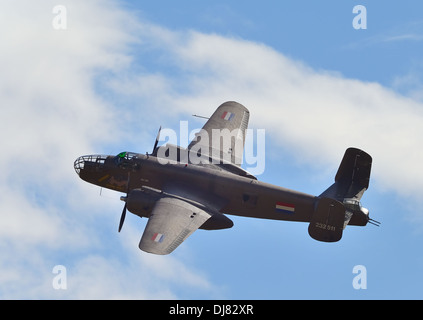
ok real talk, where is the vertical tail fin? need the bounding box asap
[320,147,372,226]
[309,148,374,242]
[333,147,371,200]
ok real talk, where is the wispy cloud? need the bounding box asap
[344,19,423,49]
[381,33,423,42]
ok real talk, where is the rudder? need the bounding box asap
[334,147,372,200]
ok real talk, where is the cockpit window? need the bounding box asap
[115,152,128,166]
[114,152,140,169]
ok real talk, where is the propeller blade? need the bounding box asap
[118,173,130,233]
[118,203,127,232]
[152,126,162,154]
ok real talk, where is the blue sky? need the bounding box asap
[1,0,423,299]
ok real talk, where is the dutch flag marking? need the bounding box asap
[275,202,295,215]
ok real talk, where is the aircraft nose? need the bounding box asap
[74,154,109,176]
[74,156,85,176]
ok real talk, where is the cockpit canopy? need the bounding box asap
[111,152,142,172]
[114,151,138,163]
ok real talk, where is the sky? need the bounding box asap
[1,0,423,299]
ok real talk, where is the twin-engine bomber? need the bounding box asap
[74,101,379,255]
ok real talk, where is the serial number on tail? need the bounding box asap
[315,222,336,231]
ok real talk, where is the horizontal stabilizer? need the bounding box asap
[308,197,345,242]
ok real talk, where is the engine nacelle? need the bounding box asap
[200,213,233,230]
[125,189,160,218]
[124,187,234,230]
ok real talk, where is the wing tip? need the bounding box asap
[218,101,249,114]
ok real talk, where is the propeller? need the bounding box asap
[152,126,162,155]
[118,201,127,232]
[118,173,130,232]
[120,126,161,232]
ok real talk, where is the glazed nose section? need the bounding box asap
[74,156,85,176]
[74,154,108,176]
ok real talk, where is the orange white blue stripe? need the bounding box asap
[275,201,295,214]
[152,233,165,243]
[221,111,235,121]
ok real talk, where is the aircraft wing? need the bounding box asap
[188,101,250,166]
[139,196,211,255]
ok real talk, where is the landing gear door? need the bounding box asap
[308,197,345,242]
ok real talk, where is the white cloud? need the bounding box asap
[0,0,218,299]
[0,0,130,252]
